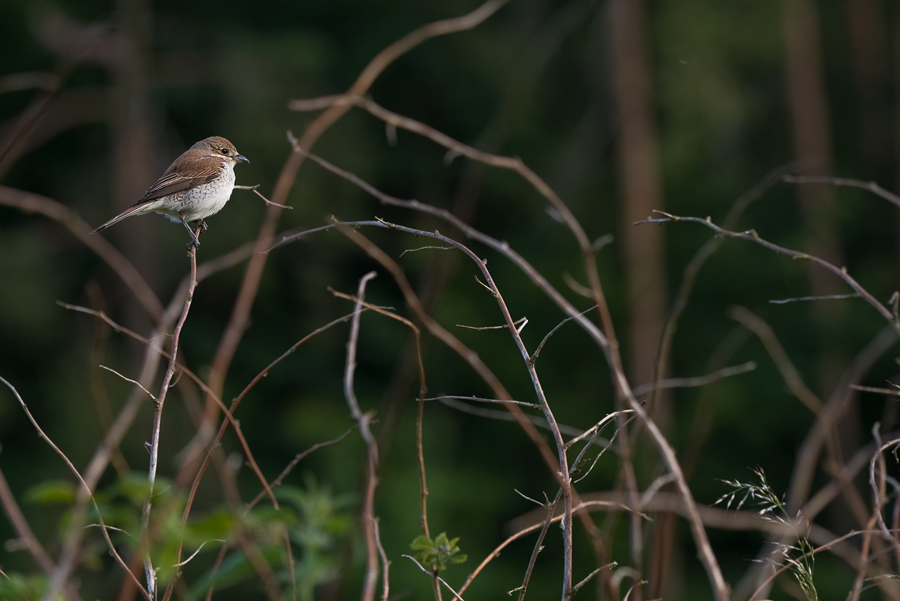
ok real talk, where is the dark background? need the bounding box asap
[2,0,900,599]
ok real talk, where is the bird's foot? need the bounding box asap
[197,219,209,232]
[181,218,202,249]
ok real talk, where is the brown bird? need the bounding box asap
[91,136,249,247]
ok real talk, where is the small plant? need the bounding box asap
[410,532,467,575]
[717,467,817,601]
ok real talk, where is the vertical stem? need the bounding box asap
[141,243,199,598]
[416,393,430,539]
[344,272,382,601]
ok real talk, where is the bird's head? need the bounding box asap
[195,136,249,164]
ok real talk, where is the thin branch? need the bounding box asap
[747,529,900,601]
[425,395,539,409]
[172,539,226,568]
[869,431,900,559]
[64,303,276,510]
[570,563,618,597]
[436,397,608,443]
[531,306,597,364]
[279,144,728,599]
[0,376,150,600]
[99,365,158,403]
[515,492,559,600]
[783,174,900,210]
[0,467,82,601]
[565,411,629,451]
[337,223,576,597]
[344,272,382,601]
[141,239,200,598]
[0,186,164,321]
[330,286,432,539]
[403,556,465,601]
[769,293,860,304]
[852,385,900,397]
[642,211,898,331]
[458,500,646,595]
[456,316,527,331]
[400,244,455,256]
[233,184,292,209]
[631,362,757,397]
[188,6,513,559]
[246,425,358,510]
[167,311,361,591]
[374,518,391,601]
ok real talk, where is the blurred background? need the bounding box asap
[2,0,900,599]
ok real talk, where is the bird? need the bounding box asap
[91,136,249,248]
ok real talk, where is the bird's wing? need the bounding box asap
[137,158,223,203]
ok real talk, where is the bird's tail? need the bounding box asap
[90,203,151,235]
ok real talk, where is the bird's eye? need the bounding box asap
[220,148,229,154]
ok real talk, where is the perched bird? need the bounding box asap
[91,136,249,247]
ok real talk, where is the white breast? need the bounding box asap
[180,162,237,222]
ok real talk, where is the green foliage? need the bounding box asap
[23,479,76,504]
[0,573,54,601]
[717,467,818,601]
[410,531,467,575]
[190,476,352,601]
[277,477,353,601]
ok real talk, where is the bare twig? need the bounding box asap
[141,239,200,598]
[631,362,757,397]
[330,286,432,540]
[404,556,465,601]
[344,272,382,601]
[456,316,527,331]
[747,529,900,601]
[0,376,150,600]
[850,514,881,601]
[281,142,728,599]
[246,425,358,510]
[515,492,559,600]
[570,563,618,597]
[436,396,607,443]
[425,395,539,409]
[234,184,292,209]
[191,0,512,539]
[65,302,276,509]
[769,293,860,304]
[783,174,900,210]
[0,186,164,321]
[165,312,362,596]
[459,500,646,595]
[99,365,158,403]
[532,306,597,364]
[868,429,900,560]
[374,518,391,601]
[729,306,823,414]
[334,221,577,596]
[643,211,897,332]
[0,467,83,601]
[852,384,900,397]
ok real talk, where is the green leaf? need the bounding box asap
[24,480,76,504]
[409,531,467,574]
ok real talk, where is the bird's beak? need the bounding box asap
[236,154,249,164]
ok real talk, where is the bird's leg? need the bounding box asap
[180,218,201,249]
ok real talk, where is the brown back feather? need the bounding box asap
[136,155,223,204]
